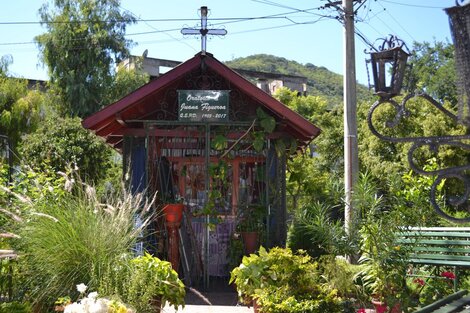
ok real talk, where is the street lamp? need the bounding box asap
[369,36,410,99]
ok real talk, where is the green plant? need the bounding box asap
[10,172,154,310]
[357,211,411,310]
[124,253,185,312]
[319,255,368,305]
[287,201,350,258]
[0,301,31,313]
[236,204,265,233]
[230,247,343,312]
[226,234,244,272]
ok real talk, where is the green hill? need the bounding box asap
[225,54,372,107]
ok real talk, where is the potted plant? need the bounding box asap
[236,204,265,255]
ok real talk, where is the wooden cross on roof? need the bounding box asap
[181,6,227,55]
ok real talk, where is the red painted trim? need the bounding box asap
[82,53,321,145]
[82,54,201,130]
[204,57,321,139]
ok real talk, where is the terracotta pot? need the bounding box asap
[163,204,184,223]
[241,231,259,255]
[371,299,401,313]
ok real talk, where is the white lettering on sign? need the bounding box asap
[186,94,219,102]
[200,103,227,111]
[179,103,198,111]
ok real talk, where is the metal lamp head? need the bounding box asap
[369,36,410,99]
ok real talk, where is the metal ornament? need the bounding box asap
[368,93,470,222]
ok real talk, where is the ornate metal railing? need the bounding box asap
[368,94,470,222]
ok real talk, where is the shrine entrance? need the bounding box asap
[83,52,320,288]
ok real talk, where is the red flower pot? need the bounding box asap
[163,204,184,223]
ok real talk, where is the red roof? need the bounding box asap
[82,52,320,149]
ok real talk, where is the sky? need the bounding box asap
[0,0,460,86]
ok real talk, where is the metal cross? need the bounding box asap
[181,6,227,55]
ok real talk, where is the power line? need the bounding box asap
[376,0,416,42]
[379,0,447,9]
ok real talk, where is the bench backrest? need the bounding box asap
[397,227,470,266]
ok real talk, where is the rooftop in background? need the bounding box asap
[121,55,308,96]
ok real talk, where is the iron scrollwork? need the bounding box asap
[368,93,470,222]
[456,0,470,6]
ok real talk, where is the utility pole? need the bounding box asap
[342,0,359,238]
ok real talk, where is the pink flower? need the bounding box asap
[357,309,367,313]
[413,278,425,286]
[441,271,456,280]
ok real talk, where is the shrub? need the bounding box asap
[99,253,185,312]
[230,247,343,313]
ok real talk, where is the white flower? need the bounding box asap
[76,283,87,294]
[89,299,109,313]
[87,292,98,300]
[64,302,84,313]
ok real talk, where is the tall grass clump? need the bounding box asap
[10,172,155,309]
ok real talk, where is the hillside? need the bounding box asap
[225,54,372,107]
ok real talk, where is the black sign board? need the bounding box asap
[178,90,229,122]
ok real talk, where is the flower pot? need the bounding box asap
[163,204,184,223]
[241,231,259,255]
[371,299,401,313]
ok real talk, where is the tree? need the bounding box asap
[36,0,136,117]
[406,40,457,106]
[273,88,344,211]
[19,116,113,183]
[0,55,45,151]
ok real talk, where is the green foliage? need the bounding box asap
[275,88,344,211]
[236,204,265,233]
[36,0,136,117]
[0,301,31,313]
[392,159,443,226]
[225,54,372,107]
[126,253,185,312]
[406,40,457,105]
[230,247,343,313]
[226,234,244,272]
[319,256,367,304]
[108,59,149,103]
[287,201,349,258]
[356,191,411,309]
[19,116,113,184]
[0,74,44,151]
[11,173,153,310]
[100,253,186,312]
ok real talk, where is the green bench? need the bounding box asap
[398,227,470,292]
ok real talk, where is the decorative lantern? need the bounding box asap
[446,1,470,126]
[369,36,410,99]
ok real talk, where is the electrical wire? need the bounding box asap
[379,0,447,9]
[118,5,197,53]
[376,0,416,42]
